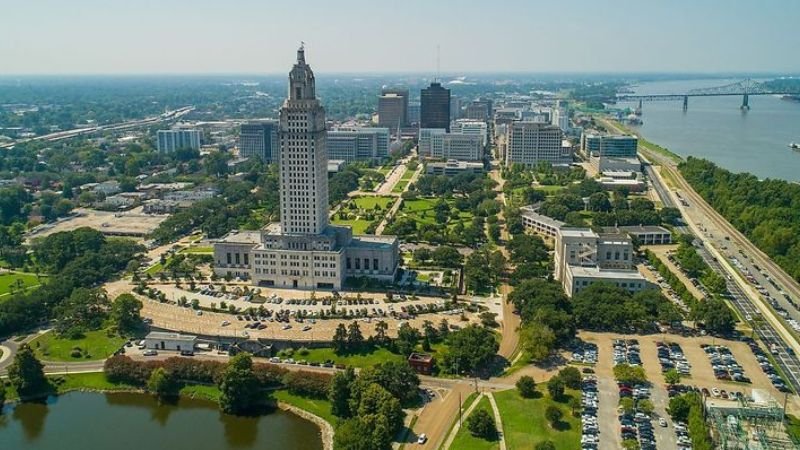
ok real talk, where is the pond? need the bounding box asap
[0,392,323,450]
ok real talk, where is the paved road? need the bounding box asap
[604,117,800,394]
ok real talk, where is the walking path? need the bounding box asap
[486,392,507,450]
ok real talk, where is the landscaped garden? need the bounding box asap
[30,329,128,361]
[392,168,416,193]
[331,195,394,234]
[0,271,42,298]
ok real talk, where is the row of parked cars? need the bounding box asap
[618,405,657,450]
[673,421,692,450]
[657,341,691,375]
[701,344,750,383]
[571,343,598,365]
[613,339,641,366]
[581,375,599,450]
[747,340,791,392]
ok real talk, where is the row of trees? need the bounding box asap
[330,362,419,449]
[668,393,713,450]
[679,156,800,283]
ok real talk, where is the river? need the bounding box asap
[620,78,800,181]
[0,392,323,450]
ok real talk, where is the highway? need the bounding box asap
[0,106,194,149]
[631,121,800,393]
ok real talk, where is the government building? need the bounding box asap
[213,46,399,290]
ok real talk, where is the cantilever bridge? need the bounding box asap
[616,78,791,110]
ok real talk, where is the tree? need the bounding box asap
[613,364,648,385]
[147,367,176,401]
[695,297,736,334]
[7,344,48,398]
[557,367,582,390]
[622,439,641,450]
[547,377,565,400]
[358,361,420,406]
[520,322,556,362]
[619,397,635,415]
[395,322,420,356]
[588,192,612,212]
[333,418,378,450]
[374,320,389,345]
[466,408,496,439]
[333,324,348,353]
[346,321,364,349]
[53,287,110,338]
[0,380,5,409]
[668,395,692,422]
[218,353,260,414]
[329,367,356,418]
[664,368,681,385]
[109,293,143,336]
[638,399,655,415]
[545,405,563,427]
[516,375,537,398]
[536,441,556,450]
[441,324,499,375]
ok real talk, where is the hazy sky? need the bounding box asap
[2,0,799,75]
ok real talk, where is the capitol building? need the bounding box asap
[213,46,399,290]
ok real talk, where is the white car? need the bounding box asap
[417,434,427,444]
[659,418,668,427]
[143,349,158,356]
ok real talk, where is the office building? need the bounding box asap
[327,127,390,162]
[378,88,408,128]
[451,119,488,147]
[465,99,493,121]
[426,160,485,176]
[239,121,278,162]
[450,96,462,120]
[581,133,638,158]
[421,82,451,131]
[157,129,201,153]
[551,107,570,132]
[553,228,650,297]
[418,128,482,161]
[213,46,398,290]
[505,122,570,167]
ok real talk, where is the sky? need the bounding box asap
[1,0,799,75]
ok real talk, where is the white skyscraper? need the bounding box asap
[279,45,329,235]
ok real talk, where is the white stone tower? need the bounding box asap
[278,44,329,235]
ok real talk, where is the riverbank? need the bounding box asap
[1,371,334,450]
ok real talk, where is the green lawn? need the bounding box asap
[392,169,416,193]
[398,198,475,230]
[0,271,42,297]
[450,395,501,450]
[5,372,139,401]
[145,261,164,275]
[494,387,580,449]
[534,184,566,194]
[31,329,128,361]
[180,384,221,402]
[180,246,213,254]
[273,389,336,426]
[285,346,405,367]
[353,196,394,210]
[330,218,373,234]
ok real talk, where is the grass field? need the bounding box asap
[398,198,475,230]
[280,343,449,370]
[180,246,213,254]
[273,389,336,426]
[31,329,127,361]
[353,196,394,210]
[494,387,580,449]
[0,271,42,297]
[534,184,567,194]
[450,395,501,450]
[330,217,373,234]
[392,168,416,193]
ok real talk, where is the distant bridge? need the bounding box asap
[616,78,791,110]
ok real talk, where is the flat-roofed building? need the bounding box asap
[565,265,650,297]
[602,225,673,245]
[426,160,485,176]
[581,133,638,158]
[327,127,390,162]
[505,122,570,167]
[451,119,488,147]
[421,82,451,131]
[239,120,278,162]
[157,129,201,153]
[378,88,408,128]
[145,331,197,352]
[520,205,565,238]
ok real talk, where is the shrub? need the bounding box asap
[516,375,537,398]
[283,370,332,398]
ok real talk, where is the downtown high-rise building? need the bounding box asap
[212,46,399,290]
[378,88,408,129]
[505,122,571,167]
[239,120,278,162]
[421,82,451,131]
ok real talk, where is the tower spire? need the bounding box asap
[297,41,306,64]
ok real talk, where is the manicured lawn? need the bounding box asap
[273,389,336,426]
[180,246,213,254]
[331,217,372,234]
[397,198,475,230]
[30,329,128,361]
[145,261,164,275]
[353,196,394,210]
[180,384,221,402]
[534,184,566,194]
[286,346,405,367]
[450,395,501,450]
[494,387,580,449]
[0,271,42,297]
